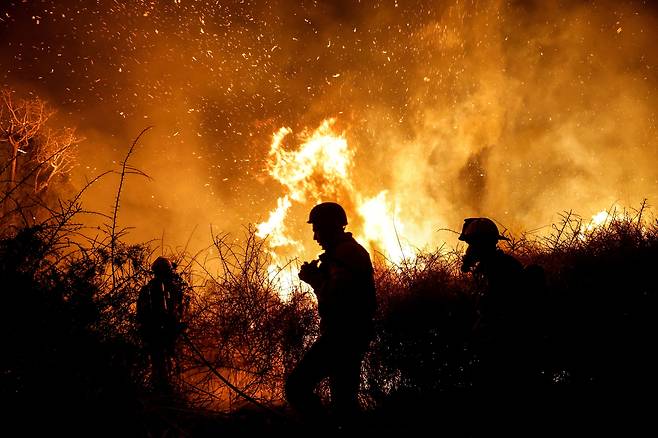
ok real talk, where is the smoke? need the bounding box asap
[342,0,658,248]
[1,0,656,257]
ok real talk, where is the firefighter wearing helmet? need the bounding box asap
[459,217,511,273]
[459,217,530,395]
[136,256,188,392]
[285,202,376,426]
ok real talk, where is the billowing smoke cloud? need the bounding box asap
[1,0,656,257]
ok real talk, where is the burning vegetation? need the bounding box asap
[1,131,656,433]
[1,0,657,434]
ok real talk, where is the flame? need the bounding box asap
[356,191,415,264]
[255,118,355,259]
[256,119,418,298]
[583,208,624,235]
[265,120,354,202]
[588,210,611,229]
[255,195,299,251]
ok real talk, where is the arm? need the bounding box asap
[299,259,325,291]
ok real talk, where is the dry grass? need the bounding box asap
[2,139,656,432]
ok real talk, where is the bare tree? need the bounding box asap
[0,89,80,226]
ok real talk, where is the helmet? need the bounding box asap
[458,217,509,243]
[307,202,348,227]
[151,256,173,276]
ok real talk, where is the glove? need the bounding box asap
[299,259,322,288]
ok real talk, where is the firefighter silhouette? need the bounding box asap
[136,256,187,392]
[285,202,377,426]
[459,218,531,394]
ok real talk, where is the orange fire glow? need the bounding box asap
[583,208,625,235]
[3,1,656,281]
[256,119,422,296]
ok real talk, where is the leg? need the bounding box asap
[149,335,174,394]
[150,348,170,392]
[330,338,368,424]
[285,336,334,421]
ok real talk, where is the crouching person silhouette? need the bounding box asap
[285,202,377,428]
[137,256,188,394]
